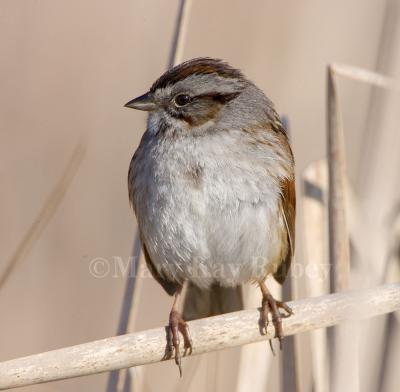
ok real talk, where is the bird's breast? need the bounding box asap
[130,131,289,287]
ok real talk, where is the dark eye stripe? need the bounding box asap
[165,105,193,124]
[165,91,241,127]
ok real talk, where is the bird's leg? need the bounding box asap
[258,281,293,353]
[163,287,192,376]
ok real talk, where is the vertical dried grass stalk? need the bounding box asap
[326,66,351,292]
[168,0,192,69]
[326,65,353,392]
[302,160,330,392]
[325,62,400,392]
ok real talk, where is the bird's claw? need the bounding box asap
[259,294,293,354]
[163,309,192,377]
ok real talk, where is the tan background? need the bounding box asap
[1,1,399,391]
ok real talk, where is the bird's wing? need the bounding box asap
[273,174,296,284]
[142,241,180,296]
[253,117,296,284]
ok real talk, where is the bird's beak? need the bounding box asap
[124,92,157,111]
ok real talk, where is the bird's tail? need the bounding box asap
[182,282,243,321]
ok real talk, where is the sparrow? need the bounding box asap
[125,58,295,374]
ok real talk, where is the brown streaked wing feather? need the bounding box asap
[142,242,180,296]
[274,176,296,284]
[273,130,296,284]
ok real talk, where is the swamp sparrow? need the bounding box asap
[125,58,295,374]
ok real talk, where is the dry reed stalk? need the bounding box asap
[326,63,400,392]
[327,64,356,392]
[0,140,86,289]
[327,65,351,292]
[330,63,400,91]
[302,160,330,392]
[0,283,399,390]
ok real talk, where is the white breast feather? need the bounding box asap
[131,123,290,288]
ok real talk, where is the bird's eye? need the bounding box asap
[174,94,191,107]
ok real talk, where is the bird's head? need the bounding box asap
[125,58,269,136]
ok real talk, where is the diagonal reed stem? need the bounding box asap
[0,140,86,289]
[0,283,399,390]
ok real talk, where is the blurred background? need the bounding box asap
[1,0,400,391]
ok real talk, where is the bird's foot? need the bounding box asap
[259,292,293,354]
[163,309,192,376]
